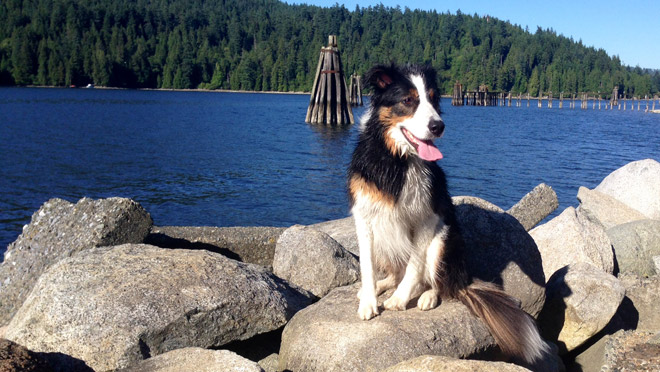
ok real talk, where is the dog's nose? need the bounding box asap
[429,119,445,137]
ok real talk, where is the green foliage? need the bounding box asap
[0,0,658,96]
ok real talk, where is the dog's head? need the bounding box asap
[364,64,444,161]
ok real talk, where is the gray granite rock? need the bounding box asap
[530,207,613,280]
[506,183,559,231]
[607,220,660,277]
[146,225,286,270]
[538,263,625,353]
[454,196,546,317]
[594,159,660,219]
[382,355,534,372]
[278,284,495,372]
[618,274,660,331]
[0,338,55,372]
[273,225,359,298]
[119,348,264,372]
[5,244,314,371]
[576,186,647,230]
[309,217,358,256]
[0,197,152,325]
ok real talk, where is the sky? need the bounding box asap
[286,0,660,70]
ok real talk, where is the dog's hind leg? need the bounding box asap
[357,273,399,299]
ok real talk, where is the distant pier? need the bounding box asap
[451,81,659,113]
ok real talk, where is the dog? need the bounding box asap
[348,63,548,364]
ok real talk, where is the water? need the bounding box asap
[1,88,659,257]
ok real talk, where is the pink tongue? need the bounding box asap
[416,139,443,161]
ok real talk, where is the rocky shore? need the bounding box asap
[1,159,659,372]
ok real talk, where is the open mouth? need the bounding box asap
[401,127,443,161]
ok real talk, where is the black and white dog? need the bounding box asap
[348,63,548,363]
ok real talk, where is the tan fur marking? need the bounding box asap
[378,107,412,156]
[350,175,394,207]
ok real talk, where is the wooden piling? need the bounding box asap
[349,74,363,106]
[305,35,354,125]
[559,92,563,108]
[548,92,553,108]
[452,81,464,106]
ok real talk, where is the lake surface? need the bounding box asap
[1,87,659,257]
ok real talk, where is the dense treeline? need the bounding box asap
[1,0,658,97]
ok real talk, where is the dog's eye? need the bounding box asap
[402,97,414,106]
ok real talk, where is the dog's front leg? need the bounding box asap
[355,213,379,320]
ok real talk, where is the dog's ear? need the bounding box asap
[365,64,397,91]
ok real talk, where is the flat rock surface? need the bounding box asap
[278,284,496,372]
[576,186,647,230]
[607,220,660,277]
[0,197,152,325]
[146,225,286,269]
[119,348,264,372]
[5,244,313,371]
[383,355,533,372]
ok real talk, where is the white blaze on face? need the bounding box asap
[400,74,441,141]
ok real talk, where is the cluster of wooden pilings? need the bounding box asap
[305,35,354,125]
[451,81,659,112]
[349,74,363,106]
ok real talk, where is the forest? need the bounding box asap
[1,0,659,97]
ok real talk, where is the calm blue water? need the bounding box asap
[1,87,659,257]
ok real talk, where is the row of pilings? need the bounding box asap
[451,81,659,111]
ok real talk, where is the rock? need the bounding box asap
[599,330,660,372]
[382,355,533,372]
[0,338,55,372]
[619,274,660,331]
[273,225,359,298]
[309,217,358,256]
[119,348,264,372]
[594,159,660,219]
[576,186,647,230]
[530,207,613,280]
[506,183,559,231]
[654,256,660,272]
[538,263,625,353]
[607,220,660,277]
[258,353,279,372]
[453,196,546,317]
[278,284,496,372]
[5,244,314,371]
[146,225,286,269]
[0,197,152,325]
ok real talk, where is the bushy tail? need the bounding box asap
[457,280,549,364]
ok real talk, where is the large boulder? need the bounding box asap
[573,329,660,372]
[120,348,264,372]
[146,225,286,269]
[0,197,152,325]
[576,187,647,230]
[594,159,660,219]
[538,263,625,353]
[0,338,55,372]
[506,183,559,231]
[309,217,358,256]
[273,225,359,298]
[5,244,314,371]
[530,207,613,280]
[278,284,496,372]
[453,196,546,317]
[382,355,533,372]
[618,274,660,331]
[607,220,660,277]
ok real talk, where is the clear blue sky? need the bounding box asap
[286,0,660,70]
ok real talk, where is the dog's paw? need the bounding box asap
[358,298,379,320]
[417,290,439,311]
[383,294,408,311]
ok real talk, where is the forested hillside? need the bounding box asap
[1,0,658,96]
